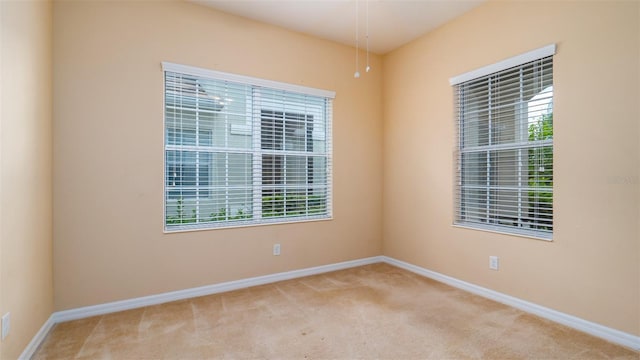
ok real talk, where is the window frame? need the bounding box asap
[450,45,555,241]
[162,62,335,233]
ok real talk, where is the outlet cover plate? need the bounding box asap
[2,312,10,340]
[489,256,499,270]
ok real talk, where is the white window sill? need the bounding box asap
[164,215,333,234]
[452,223,553,242]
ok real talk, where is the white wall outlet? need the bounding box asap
[273,243,281,256]
[2,312,10,340]
[489,256,499,270]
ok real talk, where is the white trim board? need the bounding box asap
[21,257,379,358]
[162,62,336,99]
[20,255,639,358]
[449,43,556,85]
[18,315,55,360]
[53,256,382,323]
[381,256,640,351]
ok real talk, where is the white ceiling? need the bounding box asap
[191,0,485,54]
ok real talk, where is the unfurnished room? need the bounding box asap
[0,0,639,358]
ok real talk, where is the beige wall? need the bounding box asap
[0,0,54,358]
[382,0,639,335]
[53,1,383,310]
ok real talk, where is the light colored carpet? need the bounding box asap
[34,263,638,359]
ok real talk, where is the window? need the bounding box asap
[450,45,555,240]
[163,63,334,231]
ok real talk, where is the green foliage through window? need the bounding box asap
[262,194,326,218]
[166,198,253,225]
[527,112,553,230]
[166,193,327,227]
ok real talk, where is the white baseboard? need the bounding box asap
[53,256,383,323]
[381,256,640,351]
[18,315,55,360]
[21,255,639,358]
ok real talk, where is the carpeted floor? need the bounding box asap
[34,263,638,359]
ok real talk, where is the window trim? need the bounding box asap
[449,44,556,86]
[162,62,336,99]
[450,45,556,241]
[162,63,334,233]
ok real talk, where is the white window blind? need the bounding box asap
[163,63,333,231]
[452,46,554,240]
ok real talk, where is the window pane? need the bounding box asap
[285,113,312,151]
[262,155,284,185]
[165,150,209,199]
[166,127,213,147]
[285,155,307,185]
[491,149,520,186]
[308,188,328,215]
[310,157,327,184]
[201,188,253,222]
[460,85,490,148]
[461,188,487,223]
[261,110,284,150]
[528,145,553,188]
[461,152,487,186]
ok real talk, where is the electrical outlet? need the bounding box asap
[489,256,499,270]
[273,243,281,256]
[2,312,10,340]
